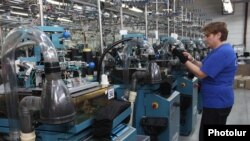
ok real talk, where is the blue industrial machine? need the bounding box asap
[100,36,181,141]
[0,26,136,141]
[0,86,136,141]
[115,84,180,141]
[175,77,198,136]
[158,36,199,136]
[170,43,199,136]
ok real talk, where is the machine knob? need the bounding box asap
[152,102,159,109]
[181,82,186,87]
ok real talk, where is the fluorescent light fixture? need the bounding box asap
[47,0,82,10]
[129,7,143,13]
[10,11,28,16]
[162,9,172,12]
[58,18,72,22]
[0,9,4,12]
[45,16,72,22]
[122,4,143,13]
[222,0,233,14]
[47,0,64,6]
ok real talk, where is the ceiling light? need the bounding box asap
[10,11,28,16]
[222,0,233,14]
[45,16,72,22]
[162,9,172,12]
[58,18,72,22]
[48,1,82,10]
[122,4,143,13]
[129,7,143,13]
[47,0,64,6]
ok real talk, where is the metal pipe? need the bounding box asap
[120,6,123,30]
[38,0,44,26]
[189,12,192,38]
[243,3,248,50]
[131,71,148,91]
[97,0,104,74]
[173,0,176,13]
[185,8,188,21]
[181,6,183,37]
[145,4,148,39]
[0,27,2,53]
[97,0,103,54]
[156,0,159,35]
[173,0,176,33]
[167,0,170,36]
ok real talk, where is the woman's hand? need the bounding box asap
[183,52,195,62]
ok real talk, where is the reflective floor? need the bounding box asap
[180,89,250,141]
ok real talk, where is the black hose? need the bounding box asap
[97,38,134,82]
[131,71,148,91]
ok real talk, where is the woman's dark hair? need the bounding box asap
[202,22,228,41]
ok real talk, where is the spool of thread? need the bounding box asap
[101,74,109,87]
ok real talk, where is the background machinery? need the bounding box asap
[0,26,137,141]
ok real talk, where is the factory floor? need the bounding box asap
[179,89,250,141]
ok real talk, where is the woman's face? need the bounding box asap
[203,32,221,49]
